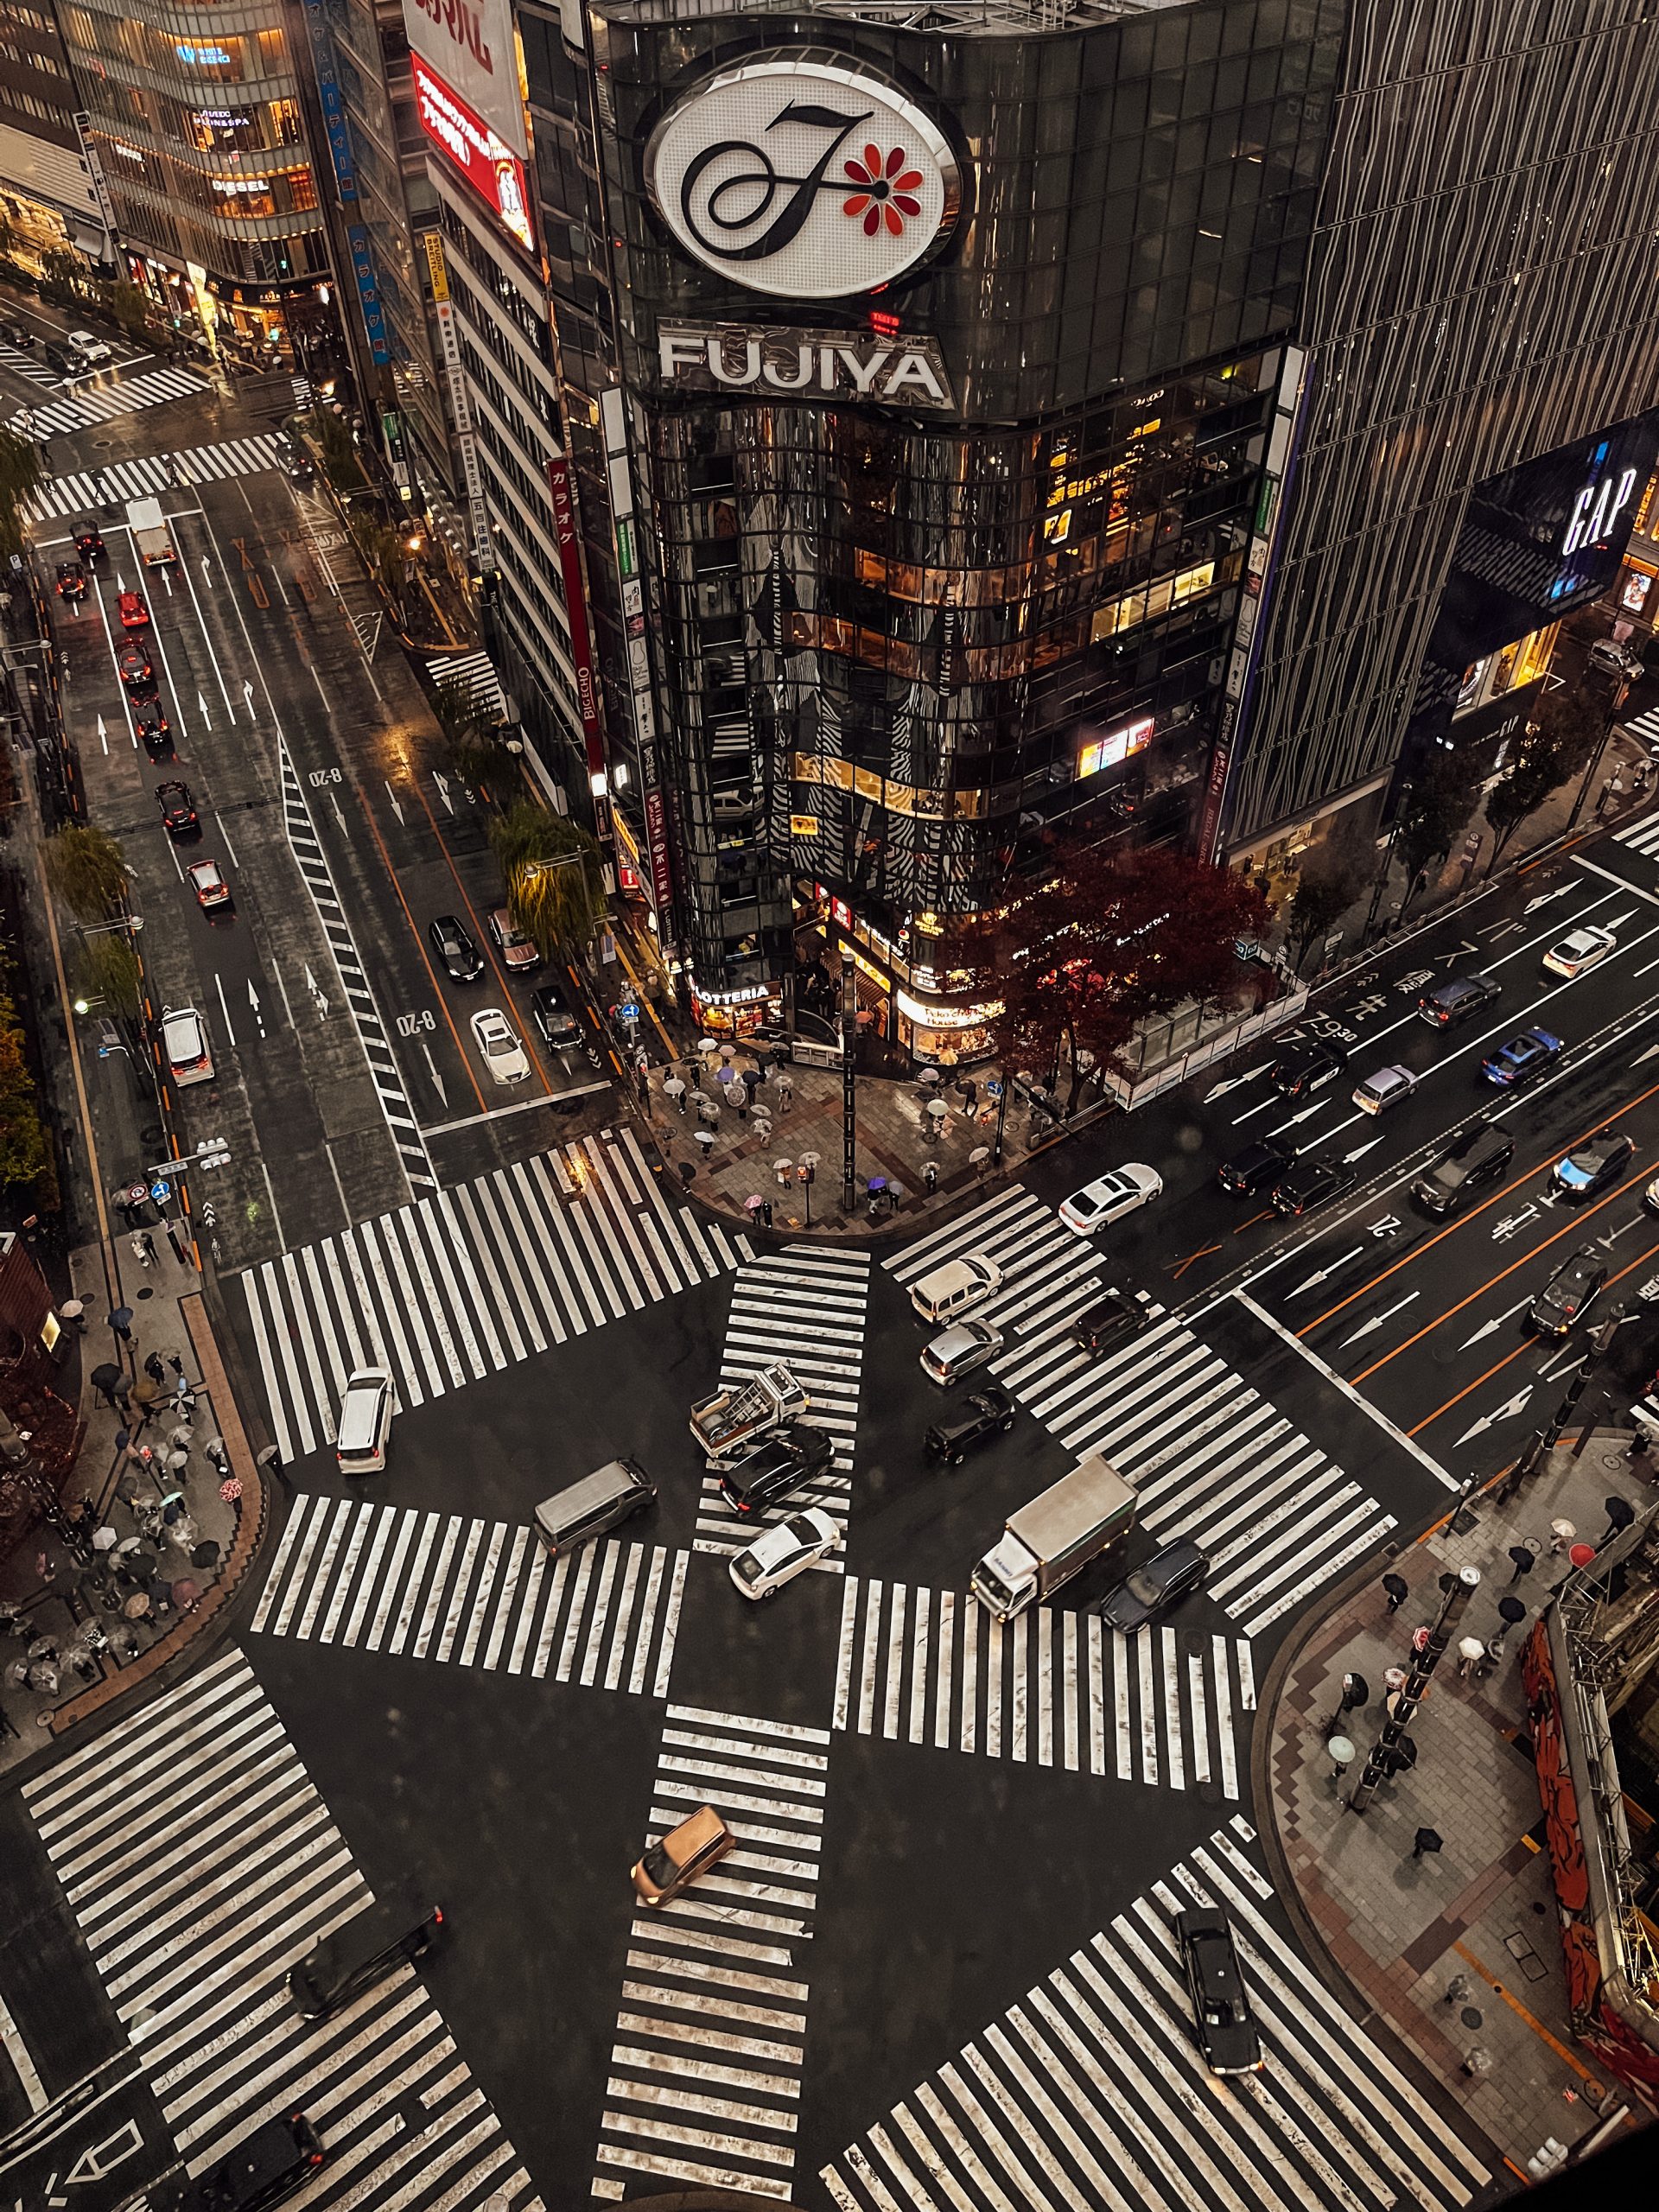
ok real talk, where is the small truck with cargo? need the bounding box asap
[127,496,176,567]
[969,1453,1136,1620]
[690,1362,809,1464]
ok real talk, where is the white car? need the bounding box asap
[1589,638,1643,683]
[160,1004,213,1087]
[728,1507,840,1599]
[1058,1163,1163,1235]
[1542,925,1617,979]
[471,1006,530,1084]
[66,329,111,364]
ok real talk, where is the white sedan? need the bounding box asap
[728,1508,840,1599]
[471,1006,531,1084]
[1059,1163,1163,1235]
[1542,926,1617,979]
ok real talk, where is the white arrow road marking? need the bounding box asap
[1342,1135,1384,1163]
[1459,1295,1534,1350]
[1230,1096,1277,1126]
[96,710,108,756]
[1492,1203,1540,1241]
[1287,1243,1365,1297]
[1633,1041,1659,1067]
[1524,883,1577,913]
[247,980,264,1039]
[303,963,330,1017]
[1339,1289,1421,1347]
[243,678,255,715]
[1282,1096,1333,1128]
[196,690,213,729]
[384,779,404,825]
[1541,1348,1586,1381]
[201,556,212,581]
[432,768,454,816]
[421,1040,448,1107]
[159,567,173,597]
[329,791,347,835]
[1456,1383,1534,1446]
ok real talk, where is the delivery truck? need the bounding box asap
[969,1453,1136,1621]
[127,496,176,567]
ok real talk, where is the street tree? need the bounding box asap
[1285,816,1375,971]
[0,995,47,1189]
[0,428,41,561]
[309,408,362,490]
[487,801,603,959]
[72,934,143,1020]
[961,841,1268,1102]
[43,824,128,920]
[431,677,515,788]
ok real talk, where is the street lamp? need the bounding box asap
[1362,779,1414,945]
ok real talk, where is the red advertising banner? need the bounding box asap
[411,54,532,256]
[545,454,608,837]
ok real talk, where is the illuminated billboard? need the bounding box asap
[1077,714,1154,779]
[403,0,525,156]
[411,54,533,255]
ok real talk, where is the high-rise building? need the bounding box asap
[414,0,1659,1046]
[0,0,112,272]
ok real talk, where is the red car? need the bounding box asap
[118,590,149,628]
[55,560,86,601]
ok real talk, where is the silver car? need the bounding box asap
[920,1317,1004,1385]
[1352,1064,1416,1115]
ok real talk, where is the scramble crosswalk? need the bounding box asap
[823,1815,1490,2212]
[25,434,289,520]
[1613,784,1659,859]
[831,1578,1250,1792]
[251,1493,687,1694]
[239,1127,748,1464]
[693,1249,870,1567]
[8,360,208,438]
[887,1188,1395,1638]
[0,336,57,389]
[22,1648,543,2212]
[594,1704,829,2203]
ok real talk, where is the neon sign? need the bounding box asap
[1561,466,1637,556]
[410,54,531,255]
[1077,715,1154,779]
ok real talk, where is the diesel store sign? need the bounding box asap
[658,322,955,410]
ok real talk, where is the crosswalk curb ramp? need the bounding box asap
[823,1815,1491,2212]
[886,1187,1395,1638]
[240,1130,750,1464]
[21,1648,543,2212]
[693,1249,870,1571]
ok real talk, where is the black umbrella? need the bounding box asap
[91,1363,124,1402]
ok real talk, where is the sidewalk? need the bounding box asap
[640,1051,1097,1237]
[0,1238,265,1775]
[1262,1433,1654,2179]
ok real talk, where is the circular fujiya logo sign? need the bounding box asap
[645,54,958,301]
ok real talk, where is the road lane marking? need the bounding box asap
[1235,1292,1458,1491]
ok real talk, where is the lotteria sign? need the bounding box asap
[411,54,532,254]
[644,54,959,300]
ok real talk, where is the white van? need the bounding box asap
[908,1254,1003,1325]
[336,1368,391,1473]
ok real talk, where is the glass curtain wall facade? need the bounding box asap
[1222,0,1659,851]
[587,0,1345,1029]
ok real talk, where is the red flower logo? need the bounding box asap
[842,143,925,238]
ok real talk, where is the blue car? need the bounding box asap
[1480,1029,1564,1087]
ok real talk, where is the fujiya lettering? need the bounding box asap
[658,324,954,411]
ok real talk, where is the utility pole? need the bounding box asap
[1350,1566,1480,1814]
[1361,778,1414,945]
[840,958,857,1214]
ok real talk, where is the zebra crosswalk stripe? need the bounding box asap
[8,363,209,440]
[1614,802,1659,857]
[24,435,289,520]
[250,1495,689,1695]
[595,1704,829,2202]
[830,1577,1249,1791]
[21,1649,546,2212]
[692,1248,870,1568]
[241,1127,746,1463]
[823,1814,1490,2212]
[0,338,57,390]
[887,1194,1394,1637]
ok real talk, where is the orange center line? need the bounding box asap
[354,790,489,1118]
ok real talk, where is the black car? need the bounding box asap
[288,1897,442,2019]
[1096,1537,1208,1631]
[54,559,86,601]
[1410,1120,1514,1216]
[1175,1907,1262,2075]
[1267,1039,1346,1099]
[156,780,199,839]
[1418,971,1502,1027]
[1070,1287,1150,1355]
[531,982,581,1048]
[136,706,173,760]
[924,1383,1015,1465]
[428,913,483,982]
[1552,1127,1636,1203]
[719,1422,835,1515]
[1270,1156,1357,1217]
[74,522,105,563]
[1217,1134,1295,1196]
[117,640,154,690]
[1528,1243,1609,1338]
[171,2111,325,2212]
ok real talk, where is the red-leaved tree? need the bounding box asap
[959,841,1268,1100]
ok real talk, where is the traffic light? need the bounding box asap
[198,1135,231,1170]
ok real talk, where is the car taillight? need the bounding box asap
[432,1905,444,1924]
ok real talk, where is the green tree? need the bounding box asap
[487,802,603,958]
[0,998,47,1189]
[72,933,143,1019]
[310,408,362,489]
[431,677,484,751]
[0,428,41,560]
[351,516,410,615]
[108,281,152,343]
[1284,816,1376,971]
[43,823,128,919]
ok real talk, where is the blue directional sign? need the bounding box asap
[985,1079,1004,1099]
[149,1179,171,1204]
[619,1001,639,1021]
